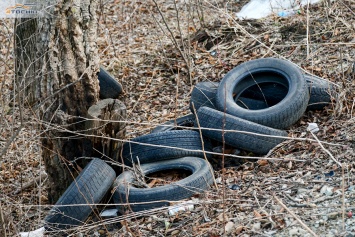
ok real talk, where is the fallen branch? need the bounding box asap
[274,193,319,237]
[13,172,47,195]
[310,131,342,167]
[0,201,7,237]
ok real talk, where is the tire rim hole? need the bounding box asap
[176,120,195,129]
[235,82,288,109]
[145,169,192,188]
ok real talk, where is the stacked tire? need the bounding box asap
[188,58,333,155]
[160,58,333,158]
[115,130,214,214]
[115,58,333,214]
[45,58,334,232]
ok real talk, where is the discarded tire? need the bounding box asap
[237,74,333,111]
[196,106,287,155]
[98,67,123,99]
[189,81,219,112]
[113,157,214,213]
[151,114,195,133]
[188,80,273,111]
[122,130,212,166]
[45,159,116,230]
[216,58,310,129]
[191,75,332,113]
[305,74,333,111]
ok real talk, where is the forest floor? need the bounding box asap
[1,0,355,236]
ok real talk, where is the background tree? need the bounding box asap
[14,0,125,203]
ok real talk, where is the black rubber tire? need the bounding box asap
[98,67,123,99]
[216,58,309,129]
[189,75,332,112]
[189,81,219,113]
[122,130,212,166]
[305,74,333,111]
[238,75,334,111]
[113,157,214,213]
[45,158,116,230]
[151,114,195,133]
[190,81,284,111]
[196,107,287,155]
[190,81,288,110]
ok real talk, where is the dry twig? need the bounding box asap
[273,194,319,237]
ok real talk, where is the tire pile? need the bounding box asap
[44,58,334,231]
[152,58,333,155]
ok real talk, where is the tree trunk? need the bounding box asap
[14,18,38,106]
[86,99,126,164]
[15,0,108,203]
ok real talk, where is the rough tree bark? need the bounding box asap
[14,1,125,203]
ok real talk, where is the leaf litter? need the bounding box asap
[1,0,355,236]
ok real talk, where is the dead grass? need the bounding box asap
[1,0,355,236]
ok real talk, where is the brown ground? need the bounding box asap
[1,0,355,236]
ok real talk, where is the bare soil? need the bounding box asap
[1,0,355,236]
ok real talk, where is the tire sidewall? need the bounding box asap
[150,114,195,133]
[190,81,219,112]
[216,58,307,122]
[113,157,213,213]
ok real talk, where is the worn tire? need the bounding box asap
[305,74,333,111]
[238,74,334,111]
[216,58,309,129]
[189,81,219,113]
[98,67,123,99]
[151,114,195,133]
[45,159,116,230]
[122,130,212,166]
[190,75,332,112]
[196,107,287,155]
[190,81,284,111]
[113,157,214,213]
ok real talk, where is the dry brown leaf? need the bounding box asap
[257,159,268,166]
[148,178,157,188]
[254,210,263,219]
[235,226,244,234]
